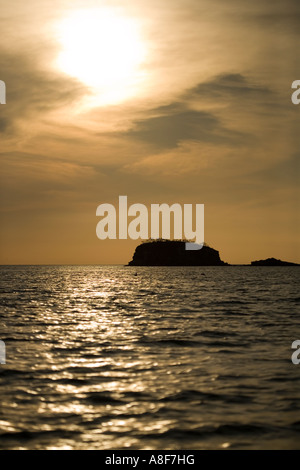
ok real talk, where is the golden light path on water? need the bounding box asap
[0,266,299,450]
[56,8,148,106]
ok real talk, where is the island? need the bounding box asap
[251,258,299,266]
[127,240,229,266]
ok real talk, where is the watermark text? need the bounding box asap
[291,80,300,105]
[291,340,300,365]
[0,80,6,104]
[0,340,6,364]
[96,196,204,250]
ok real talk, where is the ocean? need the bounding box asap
[0,265,299,450]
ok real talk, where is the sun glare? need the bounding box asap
[56,9,147,106]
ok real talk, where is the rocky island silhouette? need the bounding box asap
[251,258,299,266]
[127,240,299,266]
[128,240,228,266]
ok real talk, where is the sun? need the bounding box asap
[56,9,147,106]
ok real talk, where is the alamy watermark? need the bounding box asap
[0,340,6,364]
[96,196,204,250]
[291,340,300,365]
[0,80,6,104]
[291,80,300,105]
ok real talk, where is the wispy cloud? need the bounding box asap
[0,0,299,264]
[0,48,85,135]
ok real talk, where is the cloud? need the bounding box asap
[124,94,250,150]
[0,48,86,135]
[122,72,275,150]
[125,104,216,149]
[185,73,273,102]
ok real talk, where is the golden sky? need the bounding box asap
[0,0,299,264]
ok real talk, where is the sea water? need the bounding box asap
[0,265,299,449]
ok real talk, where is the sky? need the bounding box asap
[0,0,299,265]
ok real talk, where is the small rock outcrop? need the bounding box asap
[251,258,299,266]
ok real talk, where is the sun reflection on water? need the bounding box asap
[1,266,299,449]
